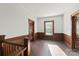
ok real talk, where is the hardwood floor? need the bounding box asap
[31,40,51,56]
[31,40,79,56]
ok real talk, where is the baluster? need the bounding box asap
[13,45,16,54]
[0,35,5,56]
[8,44,10,55]
[16,46,17,52]
[4,43,6,55]
[3,43,5,55]
[22,51,24,56]
[24,37,30,56]
[6,44,8,55]
[12,45,13,54]
[5,44,7,55]
[4,44,6,55]
[12,45,14,53]
[10,45,12,53]
[7,44,9,55]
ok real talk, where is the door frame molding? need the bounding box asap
[44,21,54,36]
[28,19,34,40]
[71,10,79,49]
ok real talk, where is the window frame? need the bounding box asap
[44,21,54,36]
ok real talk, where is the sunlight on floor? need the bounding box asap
[48,44,67,56]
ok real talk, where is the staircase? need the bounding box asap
[0,35,30,56]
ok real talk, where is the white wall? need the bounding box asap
[64,4,79,36]
[0,4,29,38]
[36,15,64,33]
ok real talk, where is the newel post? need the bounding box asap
[0,35,5,56]
[24,37,30,56]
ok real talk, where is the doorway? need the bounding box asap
[44,21,54,40]
[28,19,34,41]
[71,10,79,49]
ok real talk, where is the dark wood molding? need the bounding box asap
[44,21,54,35]
[64,34,72,48]
[71,10,79,49]
[34,32,63,41]
[28,19,34,41]
[71,16,77,49]
[6,35,28,42]
[0,35,5,55]
[0,35,30,56]
[53,33,64,41]
[34,32,45,39]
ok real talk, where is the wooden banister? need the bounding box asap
[16,47,27,56]
[0,35,30,56]
[24,37,31,56]
[2,40,25,47]
[2,41,25,56]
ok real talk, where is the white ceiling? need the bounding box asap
[18,3,79,17]
[0,3,79,17]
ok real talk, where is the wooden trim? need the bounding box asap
[44,21,54,36]
[71,16,77,49]
[64,34,72,48]
[16,47,27,56]
[0,35,5,56]
[2,40,27,56]
[72,16,76,49]
[24,37,31,56]
[0,35,30,56]
[71,10,79,49]
[34,32,45,40]
[34,32,63,41]
[53,33,64,41]
[6,35,27,41]
[2,40,25,47]
[71,10,79,16]
[28,19,34,41]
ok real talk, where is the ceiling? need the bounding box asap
[0,3,79,18]
[18,3,79,17]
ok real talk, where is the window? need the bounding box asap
[44,21,54,35]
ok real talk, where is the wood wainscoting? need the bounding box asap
[53,33,64,41]
[6,35,28,42]
[64,34,72,48]
[34,32,45,40]
[34,33,73,48]
[34,32,64,41]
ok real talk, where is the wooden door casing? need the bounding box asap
[28,19,34,41]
